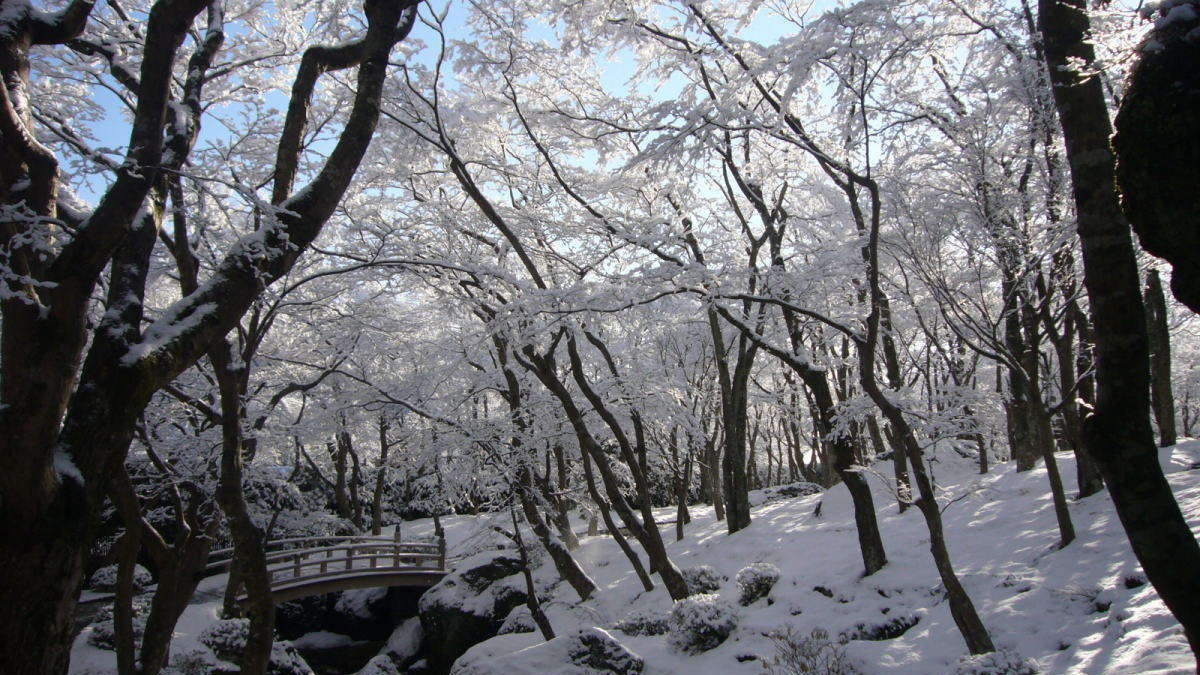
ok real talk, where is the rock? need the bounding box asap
[498,606,536,635]
[565,628,644,674]
[840,615,919,641]
[356,654,401,675]
[418,551,528,672]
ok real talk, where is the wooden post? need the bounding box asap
[345,547,353,571]
[438,536,446,570]
[293,554,300,579]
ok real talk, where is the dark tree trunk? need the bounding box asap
[1145,269,1178,447]
[372,416,391,536]
[1039,0,1200,663]
[510,508,554,641]
[113,526,141,675]
[1071,305,1106,496]
[213,345,273,675]
[518,471,596,602]
[581,451,654,592]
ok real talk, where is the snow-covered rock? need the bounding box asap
[564,627,643,673]
[418,550,528,672]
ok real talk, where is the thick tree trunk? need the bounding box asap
[1145,269,1177,447]
[797,366,888,575]
[1039,0,1200,662]
[213,346,274,675]
[113,526,141,675]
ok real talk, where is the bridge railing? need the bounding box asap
[205,528,447,581]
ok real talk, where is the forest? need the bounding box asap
[2,0,1199,673]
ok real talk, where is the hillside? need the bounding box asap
[449,444,1200,674]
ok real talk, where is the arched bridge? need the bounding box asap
[206,531,449,604]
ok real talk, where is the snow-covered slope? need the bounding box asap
[454,443,1200,675]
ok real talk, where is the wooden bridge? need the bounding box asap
[206,531,449,604]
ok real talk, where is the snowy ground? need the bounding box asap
[454,443,1200,675]
[68,442,1200,674]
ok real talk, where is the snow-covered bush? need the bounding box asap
[197,617,312,674]
[954,650,1038,675]
[667,593,739,654]
[681,565,723,595]
[86,599,148,650]
[763,628,861,675]
[165,648,221,675]
[736,562,781,606]
[199,618,252,661]
[88,563,153,593]
[87,614,147,650]
[614,607,669,637]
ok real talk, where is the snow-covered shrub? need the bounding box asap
[667,593,739,654]
[954,650,1038,675]
[87,614,147,650]
[89,563,153,593]
[681,565,723,595]
[86,599,148,650]
[199,618,252,661]
[614,607,669,637]
[165,648,221,675]
[566,627,644,673]
[197,620,314,675]
[498,605,536,635]
[763,628,861,675]
[736,562,781,606]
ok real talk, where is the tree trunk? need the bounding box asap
[113,526,141,675]
[518,470,596,602]
[581,451,654,592]
[510,508,554,641]
[1146,269,1177,447]
[372,416,391,536]
[1039,0,1200,662]
[213,345,274,675]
